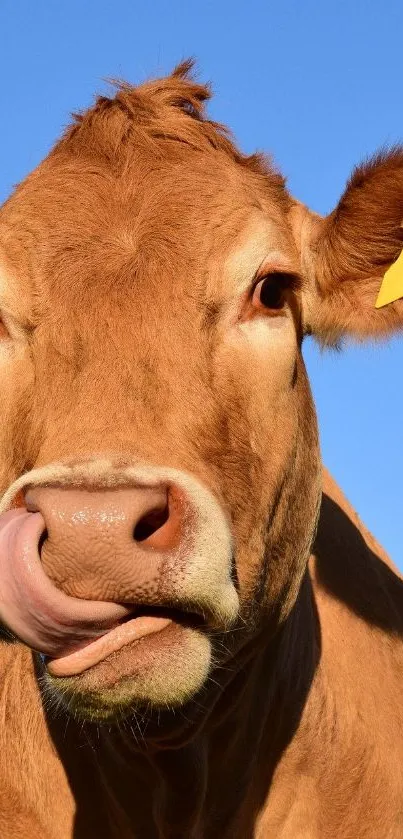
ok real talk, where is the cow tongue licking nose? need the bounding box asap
[0,484,187,670]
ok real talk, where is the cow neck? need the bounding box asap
[41,570,320,838]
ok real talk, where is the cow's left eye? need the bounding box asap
[252,272,292,312]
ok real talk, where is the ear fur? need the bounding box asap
[307,147,403,345]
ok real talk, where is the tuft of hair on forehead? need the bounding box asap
[51,59,288,202]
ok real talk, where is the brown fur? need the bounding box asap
[308,148,403,343]
[0,62,402,837]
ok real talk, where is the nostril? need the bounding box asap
[133,487,185,551]
[38,528,48,557]
[133,505,169,543]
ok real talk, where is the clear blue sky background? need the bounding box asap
[1,0,402,567]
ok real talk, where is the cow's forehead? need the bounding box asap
[0,150,293,320]
[0,73,293,320]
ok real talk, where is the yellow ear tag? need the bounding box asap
[375,249,403,308]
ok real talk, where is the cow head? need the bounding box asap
[0,63,402,723]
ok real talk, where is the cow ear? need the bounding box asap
[300,148,403,346]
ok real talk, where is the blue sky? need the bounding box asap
[1,0,402,566]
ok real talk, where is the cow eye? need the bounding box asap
[252,272,293,313]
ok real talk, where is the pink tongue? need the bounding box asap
[0,509,130,658]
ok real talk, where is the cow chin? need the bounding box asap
[41,623,212,722]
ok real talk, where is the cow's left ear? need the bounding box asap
[295,147,403,345]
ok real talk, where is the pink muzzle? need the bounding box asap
[0,482,191,676]
[0,476,237,678]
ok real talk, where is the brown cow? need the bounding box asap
[0,61,402,839]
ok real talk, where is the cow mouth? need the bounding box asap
[46,605,207,678]
[0,508,210,678]
[120,604,206,629]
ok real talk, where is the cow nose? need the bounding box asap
[24,485,186,601]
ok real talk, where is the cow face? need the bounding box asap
[0,64,402,722]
